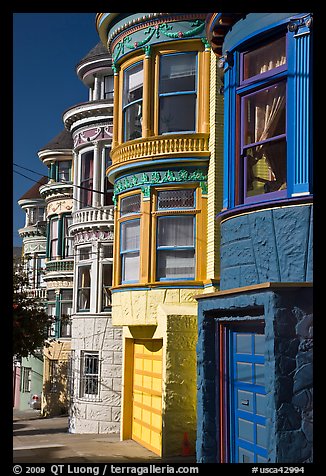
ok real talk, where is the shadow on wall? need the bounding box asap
[42,360,69,417]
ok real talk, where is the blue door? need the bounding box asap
[230,327,268,463]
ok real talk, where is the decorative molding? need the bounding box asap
[111,18,205,63]
[74,230,114,244]
[113,167,208,203]
[287,13,312,36]
[45,280,73,289]
[111,133,209,166]
[47,199,73,216]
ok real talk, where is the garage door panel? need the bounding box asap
[132,339,163,456]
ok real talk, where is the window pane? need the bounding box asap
[245,139,287,198]
[243,82,286,146]
[61,289,73,301]
[102,263,112,309]
[120,194,141,216]
[157,249,195,279]
[124,102,142,141]
[80,151,94,207]
[157,189,195,209]
[122,252,140,282]
[104,75,114,100]
[121,220,140,251]
[58,161,70,182]
[159,94,196,134]
[102,245,113,259]
[160,53,196,93]
[157,216,194,247]
[77,266,91,310]
[123,62,143,105]
[243,36,286,80]
[79,247,92,260]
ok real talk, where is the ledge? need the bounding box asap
[217,195,313,223]
[193,281,313,300]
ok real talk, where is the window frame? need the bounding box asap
[99,243,113,311]
[79,351,101,399]
[122,60,144,142]
[154,187,197,282]
[158,51,198,135]
[49,216,59,259]
[79,149,94,208]
[235,32,289,206]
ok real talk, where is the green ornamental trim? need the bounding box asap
[112,20,205,63]
[113,168,208,204]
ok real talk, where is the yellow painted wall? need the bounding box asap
[206,52,224,287]
[42,340,71,417]
[111,287,204,326]
[120,303,198,457]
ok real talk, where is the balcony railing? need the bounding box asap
[45,259,74,273]
[110,133,210,167]
[26,288,47,300]
[73,206,114,224]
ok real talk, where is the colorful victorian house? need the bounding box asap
[63,42,122,434]
[38,130,74,416]
[196,13,313,463]
[96,13,216,457]
[14,177,48,410]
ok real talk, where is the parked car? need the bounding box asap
[29,393,41,410]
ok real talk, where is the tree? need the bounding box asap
[13,262,51,358]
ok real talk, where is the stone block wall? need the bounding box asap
[220,204,313,290]
[69,315,122,434]
[196,286,313,463]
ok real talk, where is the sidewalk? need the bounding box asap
[13,410,196,464]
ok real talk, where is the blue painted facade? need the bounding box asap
[196,12,313,463]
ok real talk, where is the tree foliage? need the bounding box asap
[13,264,51,358]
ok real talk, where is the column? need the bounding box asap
[92,142,101,208]
[142,45,152,138]
[112,64,120,149]
[72,151,78,213]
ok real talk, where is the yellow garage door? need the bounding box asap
[132,339,163,456]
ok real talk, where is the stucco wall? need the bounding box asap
[196,286,313,463]
[69,315,122,434]
[220,204,313,290]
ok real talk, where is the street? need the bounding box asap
[13,410,196,464]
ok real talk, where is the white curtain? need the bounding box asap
[157,216,194,247]
[121,220,140,251]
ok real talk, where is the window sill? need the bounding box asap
[111,281,205,292]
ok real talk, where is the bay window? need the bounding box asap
[60,289,72,338]
[159,52,197,134]
[123,62,143,141]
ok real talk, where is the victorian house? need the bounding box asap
[63,42,122,434]
[37,130,74,416]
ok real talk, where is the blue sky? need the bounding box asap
[13,13,100,246]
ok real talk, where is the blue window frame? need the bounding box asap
[159,52,197,134]
[223,18,313,209]
[237,34,288,205]
[119,194,141,284]
[123,61,143,141]
[156,189,196,281]
[120,219,140,283]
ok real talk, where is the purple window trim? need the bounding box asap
[239,34,287,86]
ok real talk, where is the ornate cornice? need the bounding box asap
[113,167,208,204]
[100,13,207,64]
[74,229,114,244]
